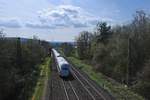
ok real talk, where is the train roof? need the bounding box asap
[52,49,70,66]
[57,57,69,65]
[52,49,60,57]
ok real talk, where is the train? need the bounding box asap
[52,49,70,77]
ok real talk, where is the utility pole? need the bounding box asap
[127,37,131,86]
[16,37,22,69]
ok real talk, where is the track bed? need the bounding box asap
[47,55,115,100]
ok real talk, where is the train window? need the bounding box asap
[62,67,68,70]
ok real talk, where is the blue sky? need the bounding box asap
[0,0,150,42]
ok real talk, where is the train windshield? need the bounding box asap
[62,67,68,70]
[61,64,69,70]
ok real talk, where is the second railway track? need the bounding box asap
[71,66,106,100]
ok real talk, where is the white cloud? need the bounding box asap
[37,5,100,28]
[0,18,21,28]
[0,5,114,29]
[25,22,54,29]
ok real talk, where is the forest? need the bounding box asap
[0,31,50,100]
[62,11,150,99]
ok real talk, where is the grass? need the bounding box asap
[68,57,144,100]
[30,57,51,100]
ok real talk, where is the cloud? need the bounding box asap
[25,22,54,29]
[0,5,114,29]
[0,18,21,28]
[37,5,100,28]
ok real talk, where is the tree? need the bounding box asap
[0,34,50,100]
[60,42,74,57]
[128,10,150,84]
[133,59,150,99]
[75,10,150,99]
[0,29,5,38]
[95,22,112,43]
[76,31,93,59]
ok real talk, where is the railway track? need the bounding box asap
[62,79,79,100]
[71,66,106,100]
[71,65,114,100]
[49,53,114,100]
[50,58,67,100]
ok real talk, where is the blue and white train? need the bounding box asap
[52,49,70,77]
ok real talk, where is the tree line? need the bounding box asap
[75,11,150,99]
[0,31,51,100]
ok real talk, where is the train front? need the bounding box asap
[60,63,70,77]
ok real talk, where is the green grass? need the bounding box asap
[68,57,144,100]
[30,57,51,100]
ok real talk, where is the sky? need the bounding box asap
[0,0,150,42]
